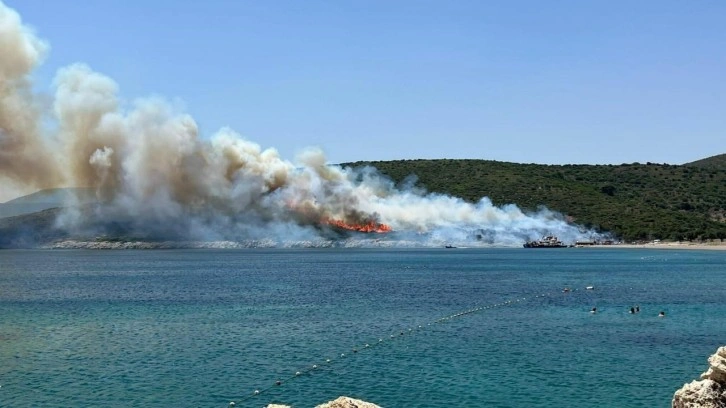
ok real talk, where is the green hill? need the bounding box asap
[684,153,726,170]
[345,159,726,242]
[3,158,725,246]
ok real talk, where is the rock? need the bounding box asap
[315,396,381,408]
[701,347,726,384]
[672,380,725,408]
[262,396,380,408]
[673,346,726,407]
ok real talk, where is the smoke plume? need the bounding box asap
[0,1,603,247]
[0,1,60,191]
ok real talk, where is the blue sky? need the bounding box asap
[13,0,726,165]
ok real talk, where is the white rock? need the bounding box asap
[674,346,726,408]
[315,396,381,408]
[672,379,726,408]
[701,347,726,384]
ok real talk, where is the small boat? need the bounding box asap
[444,245,456,249]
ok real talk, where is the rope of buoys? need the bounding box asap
[226,285,592,407]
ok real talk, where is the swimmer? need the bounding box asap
[590,307,597,313]
[563,287,570,293]
[635,305,640,313]
[658,311,665,317]
[629,307,635,314]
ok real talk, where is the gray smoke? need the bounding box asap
[0,1,603,247]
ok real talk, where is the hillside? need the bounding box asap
[684,153,726,169]
[346,159,726,242]
[2,159,725,246]
[0,188,95,218]
[0,208,69,248]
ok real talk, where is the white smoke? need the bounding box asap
[0,1,603,247]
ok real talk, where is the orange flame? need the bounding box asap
[324,218,392,233]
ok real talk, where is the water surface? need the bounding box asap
[1,248,724,407]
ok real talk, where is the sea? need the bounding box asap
[1,248,725,407]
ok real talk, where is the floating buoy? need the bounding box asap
[227,287,596,406]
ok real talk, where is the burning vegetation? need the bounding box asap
[323,218,392,233]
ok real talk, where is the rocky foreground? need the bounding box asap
[673,346,726,407]
[263,396,380,408]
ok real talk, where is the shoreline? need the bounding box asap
[592,241,726,251]
[2,238,724,251]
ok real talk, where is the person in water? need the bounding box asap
[635,305,640,313]
[659,311,665,317]
[590,307,597,313]
[629,307,635,314]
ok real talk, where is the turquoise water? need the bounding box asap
[1,248,725,407]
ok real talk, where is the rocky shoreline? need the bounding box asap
[673,346,726,407]
[38,238,726,250]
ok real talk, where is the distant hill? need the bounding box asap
[2,155,726,246]
[0,188,95,218]
[684,153,726,169]
[0,207,69,248]
[345,159,726,242]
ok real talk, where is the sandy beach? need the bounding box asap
[594,241,726,251]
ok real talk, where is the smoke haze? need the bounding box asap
[0,1,603,247]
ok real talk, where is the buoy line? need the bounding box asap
[225,285,592,407]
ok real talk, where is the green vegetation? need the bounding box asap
[346,157,726,242]
[686,153,726,169]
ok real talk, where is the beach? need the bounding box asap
[596,241,726,250]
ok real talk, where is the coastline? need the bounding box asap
[592,241,726,251]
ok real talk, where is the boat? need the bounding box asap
[444,245,456,249]
[523,235,568,248]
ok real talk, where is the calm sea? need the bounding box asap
[1,248,725,407]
